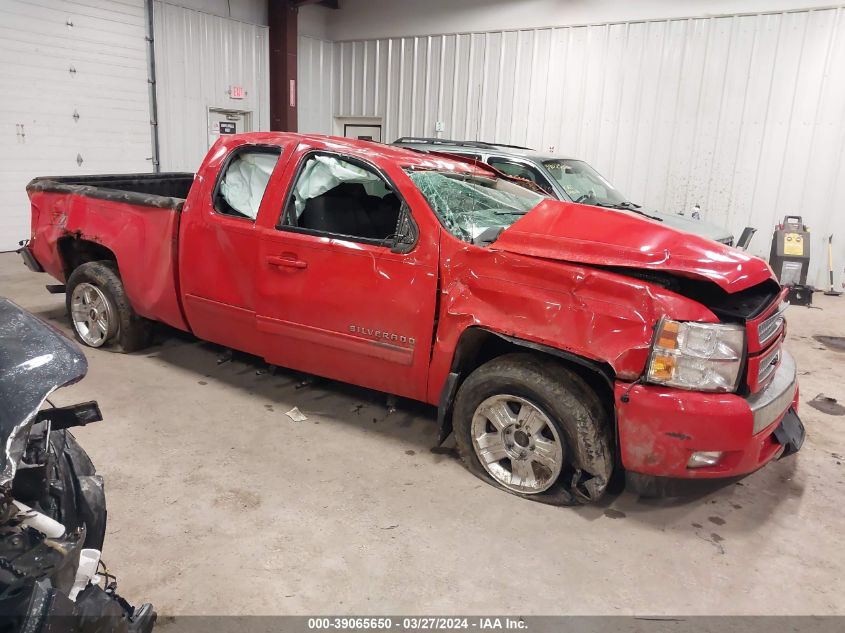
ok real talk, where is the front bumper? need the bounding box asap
[616,350,801,480]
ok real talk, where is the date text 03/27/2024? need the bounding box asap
[307,617,528,630]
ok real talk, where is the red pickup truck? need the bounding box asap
[19,132,804,505]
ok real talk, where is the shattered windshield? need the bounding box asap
[542,159,627,206]
[406,170,544,243]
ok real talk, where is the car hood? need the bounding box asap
[0,298,88,485]
[494,200,774,292]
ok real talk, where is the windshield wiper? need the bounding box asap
[594,201,662,222]
[472,226,505,246]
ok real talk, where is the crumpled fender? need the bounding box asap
[426,241,719,404]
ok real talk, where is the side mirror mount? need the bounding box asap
[390,204,419,254]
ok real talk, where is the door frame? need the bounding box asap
[253,144,440,400]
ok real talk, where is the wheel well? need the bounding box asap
[437,327,616,443]
[58,236,117,278]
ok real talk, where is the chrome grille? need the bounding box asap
[758,301,788,346]
[757,344,781,385]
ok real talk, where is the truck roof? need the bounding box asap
[392,137,577,161]
[231,132,486,172]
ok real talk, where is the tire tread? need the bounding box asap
[452,352,612,506]
[65,261,153,352]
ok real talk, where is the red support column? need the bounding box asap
[269,1,298,132]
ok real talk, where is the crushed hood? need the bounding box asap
[494,200,774,292]
[0,298,87,486]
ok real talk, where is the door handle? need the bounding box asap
[266,255,307,269]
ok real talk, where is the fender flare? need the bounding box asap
[435,328,615,444]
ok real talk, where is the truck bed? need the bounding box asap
[26,172,194,332]
[27,172,194,210]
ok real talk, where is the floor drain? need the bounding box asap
[812,335,845,352]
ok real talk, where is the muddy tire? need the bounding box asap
[65,261,153,352]
[453,353,613,506]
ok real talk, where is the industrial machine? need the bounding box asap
[769,215,813,305]
[769,215,811,286]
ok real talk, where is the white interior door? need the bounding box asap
[208,109,252,148]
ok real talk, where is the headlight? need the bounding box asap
[646,318,745,392]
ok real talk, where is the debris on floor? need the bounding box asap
[285,406,308,422]
[216,348,233,365]
[808,393,845,416]
[813,335,845,352]
[386,394,397,415]
[295,374,315,389]
[604,508,627,519]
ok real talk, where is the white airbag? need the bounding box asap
[220,153,278,219]
[293,155,384,216]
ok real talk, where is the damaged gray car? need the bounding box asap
[0,298,155,632]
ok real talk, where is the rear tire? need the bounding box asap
[65,261,153,352]
[453,353,613,506]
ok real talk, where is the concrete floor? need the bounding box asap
[2,251,844,615]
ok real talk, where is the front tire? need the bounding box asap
[65,261,153,352]
[453,353,613,506]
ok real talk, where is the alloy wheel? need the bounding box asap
[470,394,564,494]
[70,283,115,347]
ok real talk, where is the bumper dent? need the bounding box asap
[617,353,800,480]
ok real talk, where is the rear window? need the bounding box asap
[215,148,280,220]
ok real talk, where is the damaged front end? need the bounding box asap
[0,298,155,632]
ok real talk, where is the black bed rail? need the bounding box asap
[26,172,195,210]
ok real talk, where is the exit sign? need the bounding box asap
[229,85,246,99]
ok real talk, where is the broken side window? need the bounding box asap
[487,158,555,196]
[279,154,402,243]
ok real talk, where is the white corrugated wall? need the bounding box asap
[298,36,335,135]
[300,7,845,288]
[0,0,153,252]
[154,0,270,171]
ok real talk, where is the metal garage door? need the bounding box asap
[0,0,152,252]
